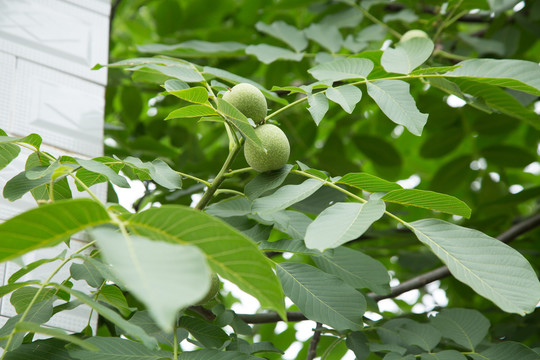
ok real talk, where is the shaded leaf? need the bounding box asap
[430,308,490,351]
[252,178,324,215]
[69,337,171,360]
[481,145,537,168]
[469,341,540,360]
[244,164,293,199]
[277,262,366,330]
[304,24,343,53]
[216,98,263,149]
[313,246,390,294]
[178,316,229,348]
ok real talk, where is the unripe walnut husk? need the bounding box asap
[400,29,429,42]
[223,83,267,124]
[195,273,220,305]
[244,124,290,172]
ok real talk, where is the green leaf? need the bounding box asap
[75,156,124,190]
[305,200,386,251]
[179,349,262,360]
[325,85,362,114]
[420,128,464,159]
[127,206,286,320]
[0,129,21,171]
[244,164,293,199]
[11,287,57,314]
[304,24,343,53]
[337,173,402,192]
[216,98,263,149]
[69,337,171,360]
[451,78,540,128]
[367,80,428,136]
[259,238,320,255]
[255,21,307,52]
[0,281,40,298]
[54,286,158,349]
[381,37,434,74]
[98,285,135,317]
[0,199,110,262]
[346,332,370,360]
[165,105,218,120]
[245,44,303,64]
[306,92,329,125]
[421,350,467,360]
[411,65,461,75]
[129,63,204,83]
[430,308,490,351]
[205,197,252,218]
[138,40,245,55]
[129,311,188,348]
[308,58,374,81]
[168,86,210,104]
[0,133,42,150]
[261,210,312,240]
[382,189,471,218]
[378,319,441,353]
[164,79,189,91]
[313,246,390,294]
[0,298,55,351]
[444,59,540,95]
[122,156,182,189]
[277,262,366,330]
[8,251,66,284]
[178,316,229,348]
[307,92,329,125]
[469,341,540,360]
[3,169,52,201]
[91,227,211,333]
[252,178,324,215]
[70,261,105,288]
[409,219,540,315]
[481,145,537,168]
[14,322,98,352]
[76,158,129,188]
[2,339,74,360]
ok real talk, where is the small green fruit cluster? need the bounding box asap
[244,124,290,172]
[223,83,268,124]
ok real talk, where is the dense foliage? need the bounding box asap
[0,0,540,359]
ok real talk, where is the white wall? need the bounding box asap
[0,0,111,334]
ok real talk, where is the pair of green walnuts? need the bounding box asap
[223,83,290,172]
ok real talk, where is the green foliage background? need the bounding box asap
[0,0,539,359]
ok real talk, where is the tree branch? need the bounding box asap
[306,322,322,360]
[237,213,540,323]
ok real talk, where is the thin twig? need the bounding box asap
[307,322,322,360]
[236,213,540,323]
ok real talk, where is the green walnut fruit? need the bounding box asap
[195,273,220,305]
[223,83,267,124]
[400,29,429,42]
[244,124,290,172]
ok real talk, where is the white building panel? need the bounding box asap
[0,0,109,84]
[9,60,105,157]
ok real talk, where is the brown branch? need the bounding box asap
[306,322,322,360]
[237,213,540,324]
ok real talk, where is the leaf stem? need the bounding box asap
[223,167,252,177]
[355,4,402,39]
[173,325,179,360]
[176,171,211,187]
[195,138,243,210]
